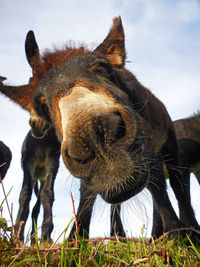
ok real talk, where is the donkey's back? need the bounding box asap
[174,113,200,183]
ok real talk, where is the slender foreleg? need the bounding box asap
[161,133,200,230]
[110,203,126,237]
[15,169,33,242]
[147,159,182,236]
[69,180,97,239]
[40,152,59,241]
[30,181,42,244]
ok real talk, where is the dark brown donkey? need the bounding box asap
[0,140,12,181]
[0,17,199,240]
[0,82,12,182]
[15,127,60,243]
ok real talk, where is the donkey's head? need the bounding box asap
[0,17,153,203]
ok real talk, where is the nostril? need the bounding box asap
[114,112,126,140]
[94,125,105,143]
[74,158,88,164]
[94,112,126,144]
[66,137,95,165]
[73,152,95,164]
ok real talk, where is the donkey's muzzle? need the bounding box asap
[64,112,126,165]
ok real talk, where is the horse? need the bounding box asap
[15,126,60,244]
[0,140,12,180]
[0,17,199,241]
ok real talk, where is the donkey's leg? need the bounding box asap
[40,180,54,241]
[168,165,200,229]
[169,164,199,230]
[151,204,164,238]
[194,170,200,186]
[40,154,59,241]
[30,182,42,244]
[177,167,194,226]
[161,134,200,230]
[147,160,182,236]
[110,204,126,237]
[15,167,33,242]
[69,180,97,239]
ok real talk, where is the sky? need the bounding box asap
[0,0,200,242]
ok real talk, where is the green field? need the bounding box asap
[0,221,200,267]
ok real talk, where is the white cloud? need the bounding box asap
[178,0,200,22]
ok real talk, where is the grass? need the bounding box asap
[0,222,200,266]
[0,183,200,266]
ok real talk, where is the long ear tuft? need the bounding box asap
[93,16,126,67]
[25,30,41,72]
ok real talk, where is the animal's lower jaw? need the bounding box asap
[101,183,148,204]
[93,173,150,204]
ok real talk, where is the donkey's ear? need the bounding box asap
[0,78,33,112]
[25,31,40,71]
[93,17,126,67]
[0,76,6,83]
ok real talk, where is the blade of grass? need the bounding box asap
[70,191,78,247]
[12,257,37,267]
[33,220,43,267]
[154,254,163,267]
[187,234,200,259]
[0,176,14,239]
[76,233,100,267]
[0,186,13,209]
[59,219,74,267]
[116,235,130,264]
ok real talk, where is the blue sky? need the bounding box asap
[0,0,200,241]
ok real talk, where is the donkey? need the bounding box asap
[0,140,12,180]
[0,17,199,241]
[15,126,60,243]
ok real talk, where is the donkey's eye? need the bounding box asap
[93,65,107,76]
[34,94,51,123]
[89,59,111,77]
[40,103,51,122]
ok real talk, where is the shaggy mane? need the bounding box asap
[29,44,91,91]
[187,111,200,119]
